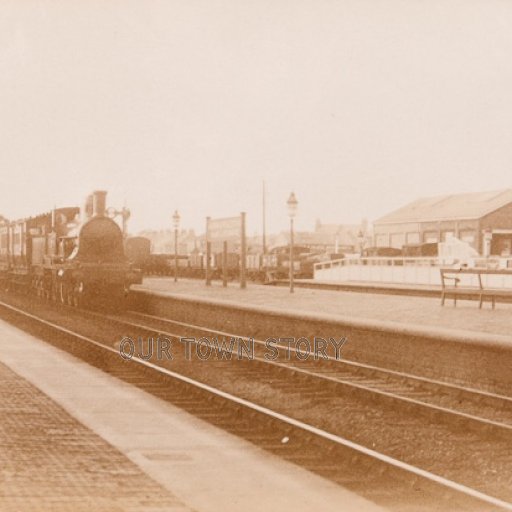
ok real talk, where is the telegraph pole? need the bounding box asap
[262,180,267,255]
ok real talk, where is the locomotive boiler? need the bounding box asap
[0,190,140,308]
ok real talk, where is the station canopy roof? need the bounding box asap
[375,189,512,225]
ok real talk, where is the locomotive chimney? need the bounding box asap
[92,190,107,217]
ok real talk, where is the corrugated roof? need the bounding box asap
[375,189,512,225]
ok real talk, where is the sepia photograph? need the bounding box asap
[1,1,512,511]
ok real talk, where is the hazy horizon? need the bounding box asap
[2,1,512,236]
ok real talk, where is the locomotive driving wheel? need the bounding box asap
[66,284,74,306]
[58,282,65,304]
[72,281,85,308]
[45,278,55,301]
[58,281,72,305]
[36,278,44,298]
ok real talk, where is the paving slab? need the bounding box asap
[0,355,188,512]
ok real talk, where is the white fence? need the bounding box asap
[313,257,512,288]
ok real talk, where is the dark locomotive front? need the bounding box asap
[60,216,130,307]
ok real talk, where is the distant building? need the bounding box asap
[137,229,198,254]
[373,189,512,256]
[137,220,369,256]
[313,219,370,253]
[267,220,369,254]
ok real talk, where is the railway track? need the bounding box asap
[0,296,511,511]
[120,310,512,431]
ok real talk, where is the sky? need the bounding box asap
[1,0,512,236]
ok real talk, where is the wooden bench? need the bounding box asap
[440,267,512,309]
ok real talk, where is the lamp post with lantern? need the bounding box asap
[172,210,180,282]
[287,192,298,293]
[357,230,365,255]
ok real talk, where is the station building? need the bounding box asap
[373,189,512,256]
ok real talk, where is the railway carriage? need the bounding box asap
[124,236,151,273]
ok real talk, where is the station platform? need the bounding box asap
[136,277,512,339]
[0,357,186,511]
[0,318,384,512]
[277,278,440,298]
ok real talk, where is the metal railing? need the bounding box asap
[314,257,440,272]
[314,256,512,272]
[313,256,512,287]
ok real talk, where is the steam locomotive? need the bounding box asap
[0,190,140,308]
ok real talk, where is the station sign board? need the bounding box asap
[207,216,240,241]
[205,213,247,288]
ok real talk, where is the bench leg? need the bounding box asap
[441,292,445,306]
[479,294,483,309]
[454,295,457,307]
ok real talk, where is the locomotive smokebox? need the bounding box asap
[92,190,107,217]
